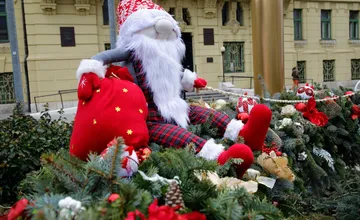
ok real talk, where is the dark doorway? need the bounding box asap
[181,32,194,71]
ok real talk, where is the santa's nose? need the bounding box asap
[154,19,173,40]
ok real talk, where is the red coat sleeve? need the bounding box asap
[106,65,135,83]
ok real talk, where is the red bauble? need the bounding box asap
[295,103,307,112]
[70,75,149,161]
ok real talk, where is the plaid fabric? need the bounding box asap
[189,106,230,136]
[148,122,206,151]
[131,56,232,151]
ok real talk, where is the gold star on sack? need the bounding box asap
[139,109,143,114]
[127,129,133,135]
[96,89,100,93]
[93,119,97,125]
[115,107,121,112]
[123,88,128,93]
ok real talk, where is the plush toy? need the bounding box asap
[73,0,272,178]
[296,83,314,99]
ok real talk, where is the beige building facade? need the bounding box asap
[1,0,360,111]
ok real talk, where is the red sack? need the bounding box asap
[70,71,149,161]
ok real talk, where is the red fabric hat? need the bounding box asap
[117,0,164,27]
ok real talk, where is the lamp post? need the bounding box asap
[221,46,226,82]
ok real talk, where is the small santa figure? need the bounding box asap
[73,0,272,178]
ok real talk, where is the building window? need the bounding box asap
[0,0,8,43]
[297,61,306,83]
[103,0,109,25]
[203,28,214,45]
[183,8,191,25]
[350,11,359,39]
[168,8,175,17]
[294,9,302,40]
[223,42,245,73]
[222,1,229,26]
[321,10,332,40]
[0,73,15,104]
[105,43,110,50]
[351,59,360,80]
[236,2,243,25]
[323,60,335,82]
[60,27,76,47]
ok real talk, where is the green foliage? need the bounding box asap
[0,104,72,205]
[20,139,153,220]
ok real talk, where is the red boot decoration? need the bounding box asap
[239,104,272,151]
[217,144,254,178]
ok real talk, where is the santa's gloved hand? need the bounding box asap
[194,77,207,89]
[181,69,208,92]
[77,73,101,101]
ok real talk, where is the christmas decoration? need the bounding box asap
[74,0,273,180]
[236,92,258,114]
[257,151,295,182]
[125,199,206,220]
[280,105,296,117]
[298,152,308,161]
[3,86,360,220]
[165,181,185,209]
[70,65,149,161]
[351,105,360,120]
[5,198,29,220]
[58,197,85,219]
[296,84,315,99]
[108,194,120,203]
[295,97,328,126]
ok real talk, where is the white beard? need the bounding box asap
[123,34,190,128]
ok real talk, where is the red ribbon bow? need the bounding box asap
[295,97,328,127]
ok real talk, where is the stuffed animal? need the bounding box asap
[73,0,272,178]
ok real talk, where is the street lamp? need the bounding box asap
[221,46,226,82]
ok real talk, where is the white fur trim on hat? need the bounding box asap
[76,59,107,80]
[197,139,225,161]
[224,119,244,142]
[116,9,181,49]
[181,69,197,92]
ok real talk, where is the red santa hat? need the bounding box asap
[116,0,181,48]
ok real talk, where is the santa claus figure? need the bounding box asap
[73,0,272,178]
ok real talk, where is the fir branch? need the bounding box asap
[42,154,84,188]
[109,138,123,180]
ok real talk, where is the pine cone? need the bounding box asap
[165,181,185,210]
